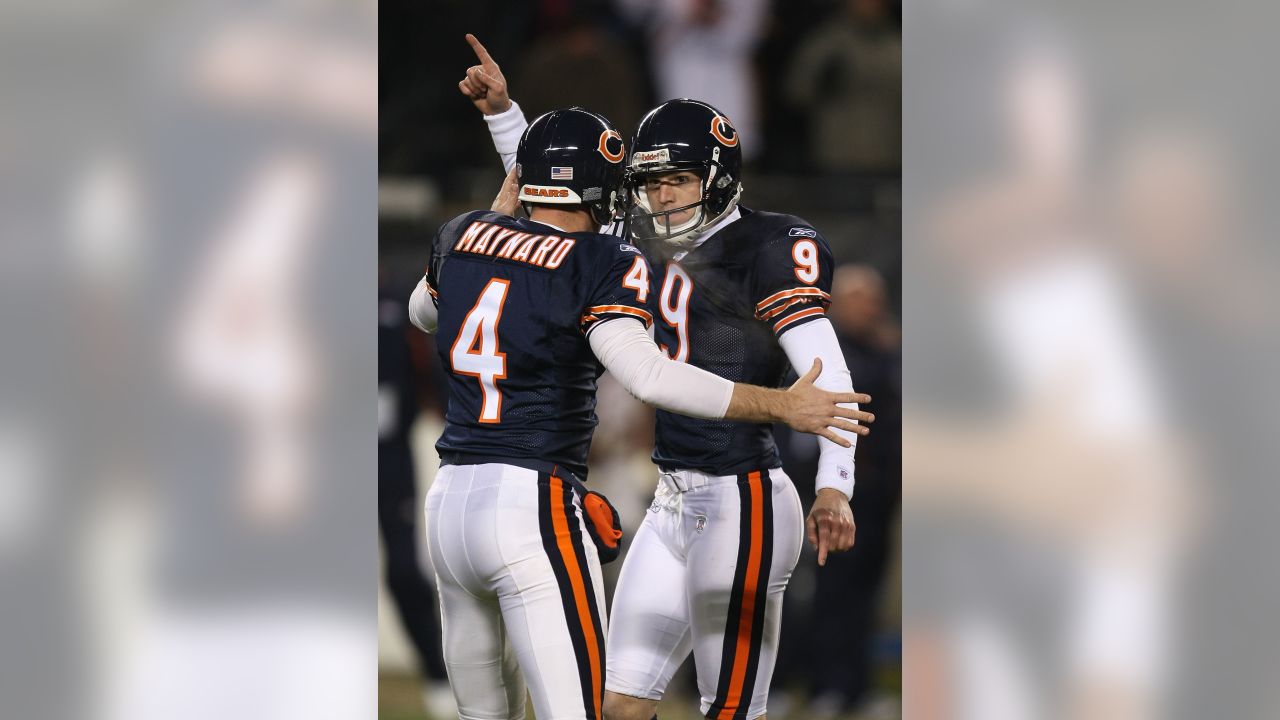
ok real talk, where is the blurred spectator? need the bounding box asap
[378,274,454,718]
[786,0,901,173]
[1107,126,1273,720]
[753,0,840,173]
[776,264,902,718]
[905,35,1192,720]
[514,8,647,140]
[615,0,769,160]
[91,5,380,718]
[813,265,901,714]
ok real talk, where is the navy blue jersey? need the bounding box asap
[646,207,834,475]
[424,210,653,479]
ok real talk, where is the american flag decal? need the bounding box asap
[551,166,573,180]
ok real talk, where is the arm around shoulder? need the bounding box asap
[588,317,734,418]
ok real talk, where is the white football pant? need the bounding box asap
[606,467,804,719]
[425,463,608,720]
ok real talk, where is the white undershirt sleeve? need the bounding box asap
[483,102,529,174]
[588,317,734,419]
[407,277,438,334]
[778,318,857,497]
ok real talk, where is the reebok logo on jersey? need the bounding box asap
[789,227,817,238]
[618,244,642,254]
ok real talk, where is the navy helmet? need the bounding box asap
[516,107,627,226]
[625,99,744,246]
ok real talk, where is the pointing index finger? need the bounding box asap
[465,33,496,68]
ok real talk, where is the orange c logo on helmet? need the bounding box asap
[710,115,739,147]
[598,130,625,163]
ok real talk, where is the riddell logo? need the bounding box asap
[523,187,570,198]
[632,148,670,165]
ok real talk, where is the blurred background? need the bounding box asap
[0,0,378,719]
[379,0,901,718]
[17,0,1277,719]
[905,2,1280,720]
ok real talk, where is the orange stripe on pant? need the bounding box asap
[716,470,765,719]
[549,476,604,720]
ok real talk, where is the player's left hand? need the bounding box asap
[491,166,520,215]
[807,487,855,565]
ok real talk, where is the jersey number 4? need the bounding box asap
[450,278,509,423]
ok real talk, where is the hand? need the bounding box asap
[458,33,511,115]
[491,166,520,215]
[778,358,874,447]
[807,487,855,565]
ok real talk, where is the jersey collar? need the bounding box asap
[673,206,742,261]
[524,218,570,234]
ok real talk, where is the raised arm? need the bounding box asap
[458,33,527,173]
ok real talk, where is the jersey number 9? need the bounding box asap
[793,239,819,284]
[658,263,693,363]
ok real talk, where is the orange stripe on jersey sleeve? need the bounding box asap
[772,306,826,334]
[758,297,805,321]
[585,305,654,327]
[754,287,831,313]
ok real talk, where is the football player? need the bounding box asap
[460,35,868,720]
[408,106,871,720]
